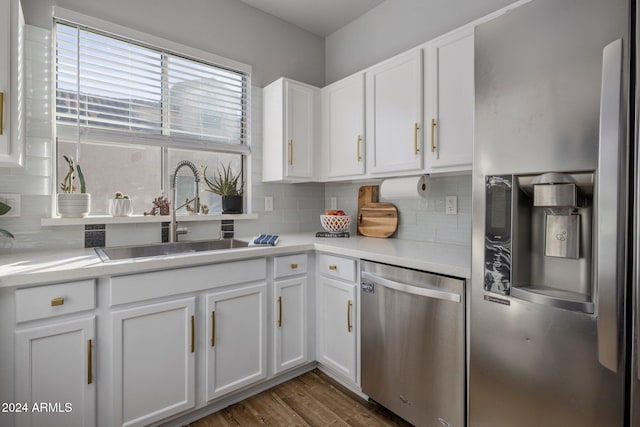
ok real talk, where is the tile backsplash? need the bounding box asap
[325,174,472,245]
[0,25,470,253]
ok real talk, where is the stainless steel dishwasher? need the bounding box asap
[360,260,465,427]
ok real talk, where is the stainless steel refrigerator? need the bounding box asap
[469,0,632,426]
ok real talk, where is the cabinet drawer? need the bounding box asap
[15,280,96,323]
[274,254,308,278]
[318,254,356,282]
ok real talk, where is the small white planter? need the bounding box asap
[108,198,133,217]
[58,193,91,218]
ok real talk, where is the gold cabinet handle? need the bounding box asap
[0,92,4,136]
[290,263,298,269]
[329,265,337,271]
[430,118,436,153]
[357,135,363,161]
[190,315,195,353]
[87,339,93,385]
[347,300,353,333]
[288,139,294,165]
[211,311,216,347]
[414,122,420,155]
[277,296,283,328]
[51,297,65,307]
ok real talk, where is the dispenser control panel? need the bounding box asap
[484,175,512,295]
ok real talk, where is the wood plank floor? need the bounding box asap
[189,369,413,427]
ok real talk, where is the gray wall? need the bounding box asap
[21,0,325,87]
[325,0,515,84]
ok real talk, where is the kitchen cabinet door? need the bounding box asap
[273,277,307,374]
[112,297,195,427]
[321,73,365,179]
[366,49,423,175]
[426,29,474,171]
[317,276,357,383]
[15,317,95,427]
[262,78,318,182]
[205,283,267,401]
[0,0,24,167]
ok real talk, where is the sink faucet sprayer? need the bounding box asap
[170,160,200,243]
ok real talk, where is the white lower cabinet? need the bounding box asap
[15,316,95,427]
[205,283,267,401]
[317,275,357,383]
[111,297,196,427]
[273,277,307,374]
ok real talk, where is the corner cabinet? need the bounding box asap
[111,297,196,427]
[366,50,423,175]
[262,78,319,182]
[273,253,309,374]
[425,28,474,172]
[321,73,366,179]
[0,0,24,167]
[205,283,267,401]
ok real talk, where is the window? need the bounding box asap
[54,19,250,215]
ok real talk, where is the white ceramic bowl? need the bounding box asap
[320,215,351,233]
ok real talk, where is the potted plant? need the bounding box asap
[58,155,91,218]
[108,192,133,217]
[203,163,244,214]
[0,201,14,240]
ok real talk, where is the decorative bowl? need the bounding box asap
[320,215,352,233]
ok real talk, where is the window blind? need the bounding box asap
[55,21,248,151]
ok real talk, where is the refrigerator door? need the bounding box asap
[470,0,628,426]
[631,2,640,426]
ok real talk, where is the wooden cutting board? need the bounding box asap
[358,202,398,238]
[357,186,379,236]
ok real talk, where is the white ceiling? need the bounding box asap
[239,0,386,37]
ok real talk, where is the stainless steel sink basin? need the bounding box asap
[95,239,250,261]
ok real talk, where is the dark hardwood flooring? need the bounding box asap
[189,369,413,427]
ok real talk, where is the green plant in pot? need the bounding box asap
[58,155,91,218]
[0,201,14,240]
[203,163,244,214]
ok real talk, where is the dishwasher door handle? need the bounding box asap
[361,271,461,303]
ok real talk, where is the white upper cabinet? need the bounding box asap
[0,0,25,167]
[366,49,423,175]
[321,73,365,179]
[262,78,318,182]
[426,28,474,171]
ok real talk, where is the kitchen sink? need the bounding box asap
[95,239,250,261]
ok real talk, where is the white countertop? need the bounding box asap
[0,234,470,288]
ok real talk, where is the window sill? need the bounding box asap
[41,213,258,227]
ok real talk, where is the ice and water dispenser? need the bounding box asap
[484,172,595,313]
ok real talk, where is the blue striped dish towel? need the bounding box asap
[251,234,279,246]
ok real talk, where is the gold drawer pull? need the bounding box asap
[414,122,420,155]
[191,315,195,353]
[0,92,4,136]
[288,139,294,165]
[87,339,93,385]
[430,118,437,153]
[290,263,298,269]
[211,311,216,347]
[278,296,283,327]
[347,300,353,333]
[328,265,337,271]
[51,297,65,307]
